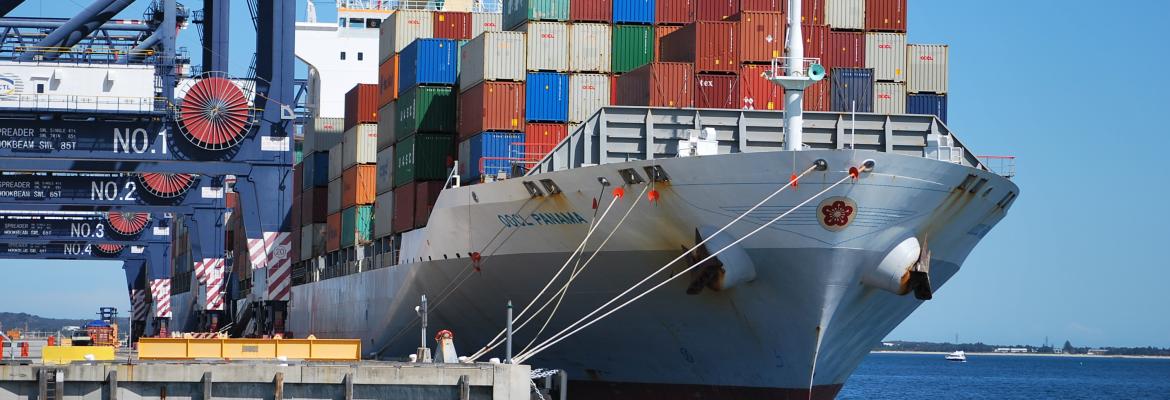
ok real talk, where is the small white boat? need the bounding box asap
[945,351,967,362]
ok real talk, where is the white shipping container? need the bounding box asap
[459,31,527,91]
[569,74,611,123]
[826,0,864,30]
[328,143,344,181]
[377,102,397,150]
[471,12,502,39]
[376,146,395,195]
[873,82,906,115]
[381,11,434,61]
[865,32,906,82]
[343,124,379,169]
[373,191,395,239]
[301,224,326,261]
[520,22,569,72]
[569,23,612,73]
[906,44,948,94]
[327,178,342,214]
[305,117,344,154]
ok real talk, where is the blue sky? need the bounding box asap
[4,0,1168,348]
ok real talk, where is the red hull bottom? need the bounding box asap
[569,381,845,400]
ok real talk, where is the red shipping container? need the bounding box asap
[864,0,906,32]
[326,212,341,252]
[414,181,446,229]
[341,164,377,209]
[344,84,379,132]
[800,0,826,25]
[740,64,784,110]
[458,81,526,140]
[824,31,864,70]
[393,184,415,234]
[226,192,239,211]
[616,62,694,108]
[659,22,738,73]
[656,0,696,25]
[737,11,784,63]
[742,0,784,12]
[804,78,831,111]
[434,11,472,39]
[695,74,740,109]
[378,56,399,107]
[293,164,303,195]
[654,25,683,62]
[301,187,329,224]
[609,75,619,105]
[699,0,782,21]
[802,24,829,62]
[571,0,612,22]
[525,123,568,162]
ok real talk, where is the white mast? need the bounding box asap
[784,0,804,151]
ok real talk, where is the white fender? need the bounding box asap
[697,226,757,291]
[862,237,921,295]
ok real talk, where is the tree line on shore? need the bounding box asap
[876,340,1170,356]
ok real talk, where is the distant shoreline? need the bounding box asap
[871,350,1170,360]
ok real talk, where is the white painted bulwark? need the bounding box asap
[865,32,906,82]
[374,191,395,238]
[343,123,379,169]
[569,23,612,73]
[873,82,906,115]
[569,74,611,123]
[459,31,527,91]
[0,61,156,112]
[381,11,435,59]
[906,44,948,94]
[519,22,570,72]
[471,12,503,39]
[826,0,865,30]
[376,146,395,195]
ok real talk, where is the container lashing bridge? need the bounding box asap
[0,0,296,341]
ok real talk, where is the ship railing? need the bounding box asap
[3,45,159,64]
[764,56,824,80]
[528,107,992,176]
[976,155,1016,179]
[338,0,503,13]
[0,93,166,113]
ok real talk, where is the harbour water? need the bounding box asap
[839,352,1170,399]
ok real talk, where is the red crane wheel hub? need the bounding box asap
[107,212,151,236]
[178,77,251,150]
[138,173,196,199]
[95,244,124,254]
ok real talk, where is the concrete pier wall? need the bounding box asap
[0,361,530,400]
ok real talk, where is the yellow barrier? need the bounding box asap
[42,346,116,364]
[138,338,361,361]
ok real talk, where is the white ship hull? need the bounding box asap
[289,149,1016,398]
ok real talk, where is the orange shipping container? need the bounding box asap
[616,62,694,108]
[740,64,784,110]
[737,12,785,63]
[458,81,526,141]
[658,22,738,74]
[653,25,682,62]
[344,84,380,132]
[326,212,341,252]
[804,78,831,111]
[378,56,399,107]
[341,164,377,209]
[524,123,568,163]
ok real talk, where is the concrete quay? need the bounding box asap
[0,361,531,400]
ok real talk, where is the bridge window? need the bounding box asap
[357,52,364,61]
[366,19,381,29]
[349,18,365,29]
[338,18,346,28]
[340,51,346,60]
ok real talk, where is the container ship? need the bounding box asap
[280,0,1017,398]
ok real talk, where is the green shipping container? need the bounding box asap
[394,133,456,187]
[612,25,654,73]
[295,148,303,164]
[503,0,569,30]
[341,205,373,248]
[396,86,458,141]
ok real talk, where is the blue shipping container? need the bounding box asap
[459,132,526,182]
[303,151,330,190]
[399,39,459,92]
[525,72,569,122]
[907,93,948,124]
[613,0,655,24]
[830,68,875,113]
